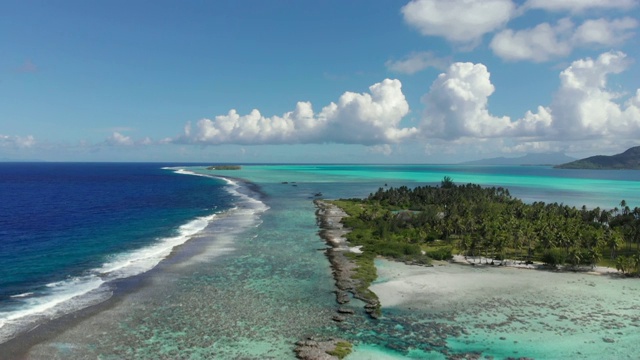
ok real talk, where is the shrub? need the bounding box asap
[326,341,353,359]
[426,246,453,260]
[542,248,566,267]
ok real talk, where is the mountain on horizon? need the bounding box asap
[555,146,640,169]
[460,152,576,166]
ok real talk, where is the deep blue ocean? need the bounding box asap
[0,163,236,341]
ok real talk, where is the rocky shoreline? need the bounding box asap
[294,200,382,360]
[313,200,380,318]
[294,337,352,360]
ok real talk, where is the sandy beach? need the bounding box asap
[356,258,640,359]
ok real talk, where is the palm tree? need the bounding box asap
[606,228,623,259]
[620,200,629,216]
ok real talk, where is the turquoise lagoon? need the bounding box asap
[8,164,640,359]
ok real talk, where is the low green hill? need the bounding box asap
[555,146,640,170]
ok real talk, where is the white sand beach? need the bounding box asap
[360,258,640,359]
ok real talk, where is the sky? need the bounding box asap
[1,0,640,163]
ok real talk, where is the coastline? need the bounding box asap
[291,200,372,360]
[0,265,157,358]
[314,200,380,318]
[315,200,638,359]
[0,168,269,358]
[449,254,621,276]
[366,257,640,358]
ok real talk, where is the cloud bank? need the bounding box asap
[0,135,36,148]
[490,17,638,62]
[401,0,515,47]
[175,51,639,155]
[421,51,640,142]
[523,0,638,13]
[176,79,417,146]
[401,0,638,62]
[105,132,153,146]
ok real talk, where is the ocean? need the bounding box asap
[1,163,639,359]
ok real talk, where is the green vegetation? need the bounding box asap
[556,146,640,169]
[326,341,353,359]
[343,251,380,315]
[332,178,640,275]
[206,165,241,170]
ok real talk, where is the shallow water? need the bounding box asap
[366,259,640,359]
[5,164,640,359]
[17,172,338,359]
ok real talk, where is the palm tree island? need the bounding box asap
[330,177,640,278]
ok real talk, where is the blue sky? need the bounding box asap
[2,0,639,163]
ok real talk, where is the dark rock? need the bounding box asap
[294,337,350,360]
[337,308,355,314]
[335,291,350,304]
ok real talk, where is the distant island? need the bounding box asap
[206,165,241,170]
[555,146,640,170]
[460,152,575,166]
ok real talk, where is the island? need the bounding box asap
[317,177,640,317]
[460,152,575,166]
[555,146,640,169]
[309,177,640,358]
[206,165,242,170]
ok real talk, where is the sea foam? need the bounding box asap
[0,166,268,344]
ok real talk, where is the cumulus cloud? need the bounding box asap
[420,51,640,143]
[572,17,638,46]
[0,134,36,148]
[176,79,418,146]
[105,132,153,146]
[550,51,640,138]
[524,0,638,13]
[420,62,512,139]
[401,0,515,46]
[490,18,638,62]
[106,132,134,146]
[399,0,637,62]
[385,51,449,74]
[490,19,574,62]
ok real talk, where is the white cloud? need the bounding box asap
[491,18,637,62]
[420,62,512,139]
[502,141,560,154]
[177,79,418,146]
[550,51,640,138]
[401,0,515,46]
[400,0,637,63]
[524,0,637,13]
[106,132,134,146]
[572,17,638,46]
[419,51,640,144]
[385,51,449,74]
[105,132,153,146]
[490,19,574,62]
[0,134,36,148]
[368,144,393,156]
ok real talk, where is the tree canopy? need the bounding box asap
[333,177,640,274]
